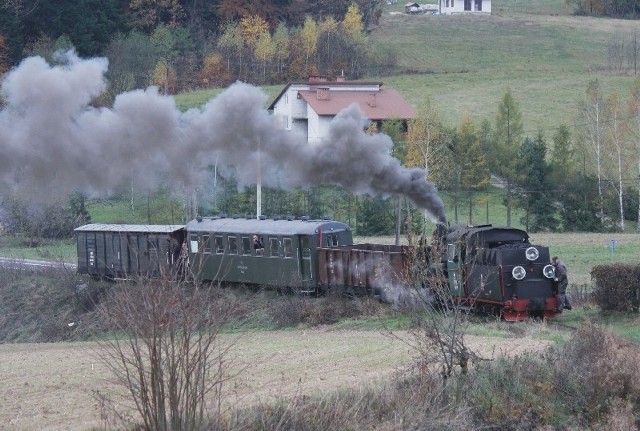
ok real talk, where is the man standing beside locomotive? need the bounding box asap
[552,256,572,312]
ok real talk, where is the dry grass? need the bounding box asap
[0,328,551,431]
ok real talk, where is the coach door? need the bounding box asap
[111,234,124,276]
[299,236,313,282]
[148,236,160,276]
[447,243,462,296]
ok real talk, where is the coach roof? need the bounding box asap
[74,224,183,233]
[185,217,350,236]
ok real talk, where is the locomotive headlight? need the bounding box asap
[525,247,539,261]
[543,264,556,279]
[512,266,526,280]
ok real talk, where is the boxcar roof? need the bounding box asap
[74,224,184,233]
[185,217,351,236]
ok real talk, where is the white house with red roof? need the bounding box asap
[268,78,416,145]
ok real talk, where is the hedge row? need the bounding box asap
[591,264,640,312]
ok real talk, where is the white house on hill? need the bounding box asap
[439,0,491,14]
[268,78,416,145]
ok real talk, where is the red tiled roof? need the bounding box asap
[298,88,416,120]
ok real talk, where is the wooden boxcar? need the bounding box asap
[75,224,185,279]
[316,244,410,295]
[185,217,353,290]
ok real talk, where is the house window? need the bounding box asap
[464,0,471,10]
[475,0,482,10]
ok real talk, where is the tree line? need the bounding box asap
[566,0,640,18]
[401,79,640,233]
[0,0,384,97]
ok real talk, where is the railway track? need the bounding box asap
[0,256,76,272]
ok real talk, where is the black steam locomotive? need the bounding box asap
[75,218,561,320]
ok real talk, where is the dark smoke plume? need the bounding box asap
[0,52,446,223]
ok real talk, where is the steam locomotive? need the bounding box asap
[75,217,561,321]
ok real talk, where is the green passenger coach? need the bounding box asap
[185,217,353,290]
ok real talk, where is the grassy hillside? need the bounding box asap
[369,1,640,132]
[177,1,640,136]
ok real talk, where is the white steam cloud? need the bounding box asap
[0,52,446,222]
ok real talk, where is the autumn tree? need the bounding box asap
[317,17,339,76]
[299,15,318,75]
[605,92,629,230]
[341,3,368,78]
[577,79,608,226]
[128,0,185,32]
[254,30,276,82]
[455,114,490,225]
[240,14,269,49]
[406,96,452,225]
[217,21,244,79]
[153,60,176,94]
[272,22,290,77]
[382,119,412,244]
[200,53,231,87]
[104,31,156,102]
[493,88,524,227]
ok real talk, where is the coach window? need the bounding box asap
[283,237,293,258]
[203,234,211,254]
[269,238,279,257]
[300,236,311,258]
[326,234,338,247]
[215,236,224,254]
[242,236,251,255]
[228,235,238,254]
[189,234,199,253]
[447,244,458,263]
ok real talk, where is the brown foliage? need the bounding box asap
[200,53,232,88]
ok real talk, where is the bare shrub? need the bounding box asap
[470,354,560,429]
[552,324,640,424]
[95,276,239,431]
[593,398,640,431]
[397,246,485,383]
[591,263,640,312]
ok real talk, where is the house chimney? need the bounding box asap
[367,93,376,107]
[317,87,330,100]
